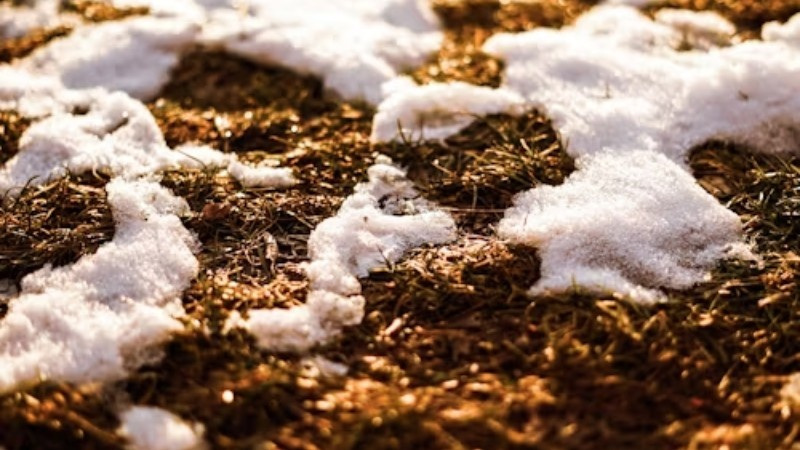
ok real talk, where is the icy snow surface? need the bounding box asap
[373,5,800,302]
[231,159,456,351]
[118,406,208,450]
[0,180,198,392]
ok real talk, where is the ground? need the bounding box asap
[1,0,800,449]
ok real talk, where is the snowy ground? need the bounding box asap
[1,0,799,448]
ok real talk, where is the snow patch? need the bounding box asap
[371,81,525,142]
[0,180,198,392]
[480,6,800,301]
[0,92,295,195]
[231,158,456,351]
[18,16,200,100]
[0,0,73,39]
[0,67,96,117]
[764,13,800,46]
[118,406,207,450]
[498,151,750,303]
[5,0,444,107]
[483,6,800,160]
[203,0,442,104]
[654,9,735,49]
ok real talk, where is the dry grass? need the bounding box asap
[1,0,799,449]
[0,25,72,63]
[0,172,114,291]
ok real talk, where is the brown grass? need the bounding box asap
[0,1,799,449]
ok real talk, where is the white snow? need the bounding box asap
[371,81,525,142]
[118,406,207,450]
[481,6,800,301]
[0,67,96,117]
[0,92,295,195]
[0,180,198,392]
[483,6,800,161]
[498,150,751,303]
[231,158,456,351]
[0,0,72,39]
[202,0,442,104]
[18,16,200,100]
[365,5,800,302]
[654,8,736,49]
[178,145,296,188]
[764,13,800,46]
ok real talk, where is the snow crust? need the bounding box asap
[0,180,198,392]
[118,406,207,450]
[5,0,442,105]
[102,0,442,104]
[0,67,96,117]
[764,13,800,46]
[232,159,456,351]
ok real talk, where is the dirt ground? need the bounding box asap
[1,0,800,448]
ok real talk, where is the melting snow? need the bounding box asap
[18,16,200,100]
[483,6,800,161]
[104,0,443,104]
[0,0,72,39]
[0,180,198,392]
[498,150,751,303]
[483,5,800,301]
[371,80,525,142]
[0,0,439,396]
[202,0,442,104]
[230,158,456,351]
[0,89,295,194]
[371,5,800,302]
[118,406,208,450]
[0,0,796,404]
